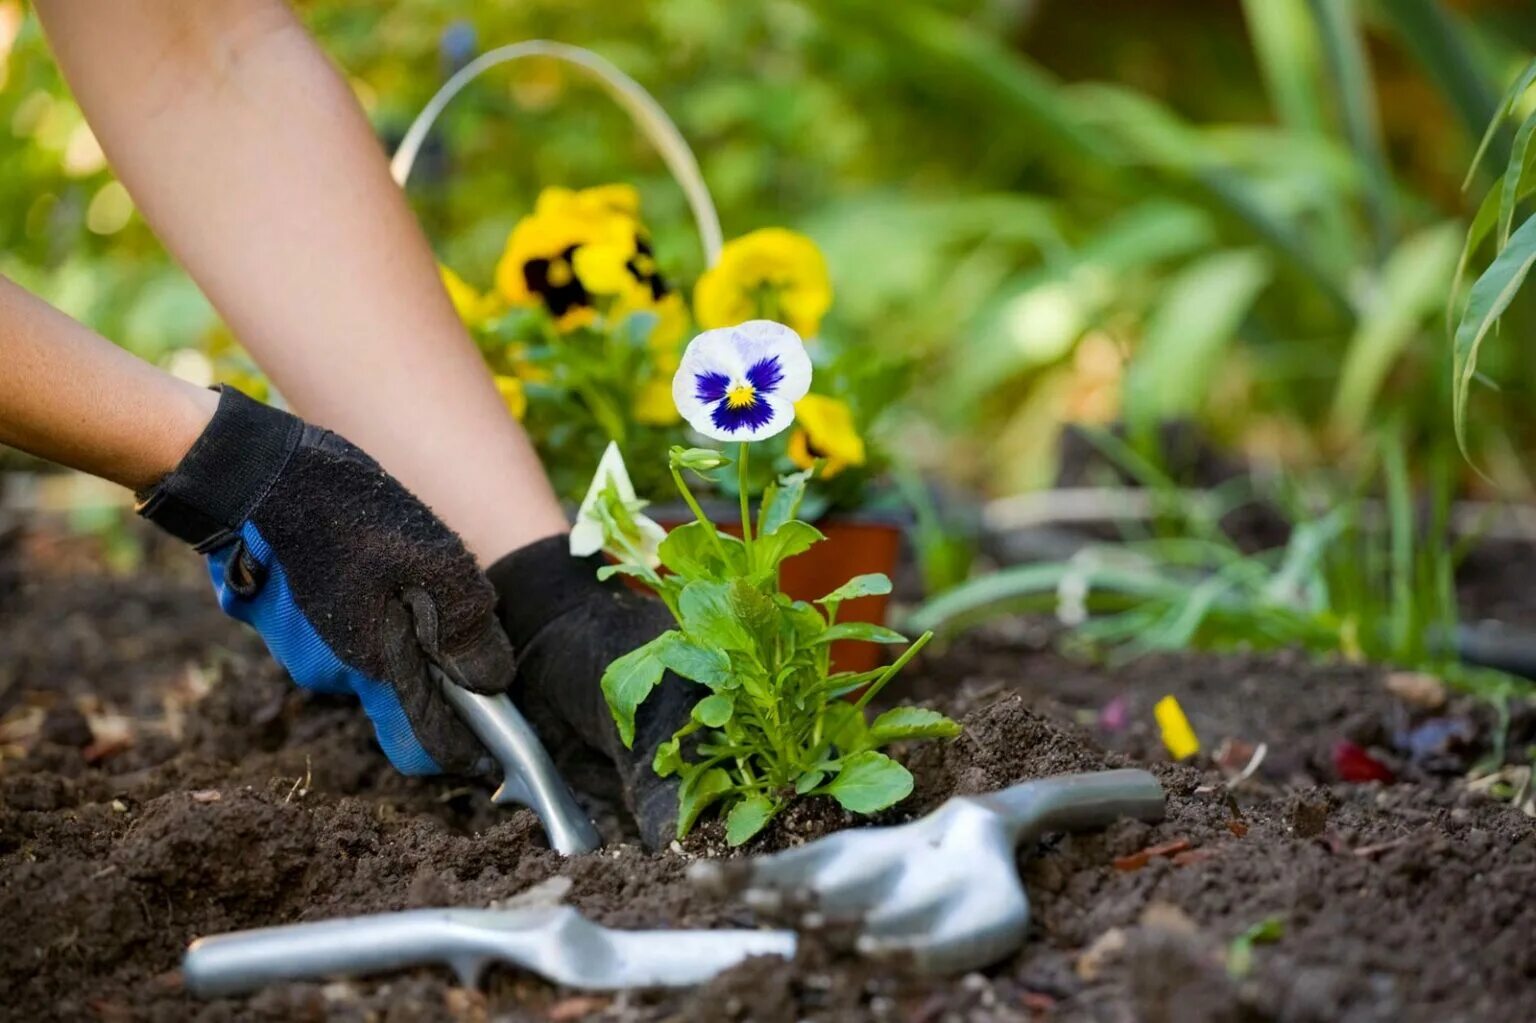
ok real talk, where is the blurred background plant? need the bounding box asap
[5,0,1536,570]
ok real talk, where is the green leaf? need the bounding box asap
[817,573,893,605]
[752,520,824,572]
[869,707,963,745]
[657,633,735,689]
[1499,111,1536,251]
[778,599,828,652]
[1123,249,1272,429]
[820,667,888,699]
[758,468,814,536]
[600,634,671,748]
[812,622,909,645]
[692,693,735,728]
[1226,915,1286,979]
[652,737,683,777]
[1453,214,1536,456]
[676,767,733,838]
[794,771,826,795]
[658,521,745,579]
[679,580,756,654]
[1463,57,1536,191]
[725,795,777,846]
[596,562,665,589]
[824,752,913,814]
[822,702,871,755]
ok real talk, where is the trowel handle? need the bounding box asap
[976,768,1166,843]
[436,672,601,855]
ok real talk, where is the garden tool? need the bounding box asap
[430,664,601,855]
[691,768,1166,975]
[182,904,797,997]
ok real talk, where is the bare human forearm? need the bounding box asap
[33,0,567,564]
[0,277,217,492]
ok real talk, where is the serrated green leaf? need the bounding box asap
[824,752,913,814]
[759,468,814,536]
[725,795,777,846]
[657,634,734,689]
[676,767,733,838]
[869,707,963,745]
[778,599,828,653]
[753,520,824,572]
[812,622,909,645]
[817,573,894,605]
[601,634,671,748]
[692,693,734,727]
[679,580,756,654]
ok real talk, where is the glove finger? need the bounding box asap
[379,599,488,775]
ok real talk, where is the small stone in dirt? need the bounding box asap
[1139,901,1199,937]
[444,986,490,1021]
[546,995,607,1021]
[110,799,128,814]
[1076,927,1128,981]
[1384,671,1446,711]
[190,789,221,803]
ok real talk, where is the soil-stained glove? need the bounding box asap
[488,536,697,848]
[136,386,512,775]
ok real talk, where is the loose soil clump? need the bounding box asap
[2,526,1533,1022]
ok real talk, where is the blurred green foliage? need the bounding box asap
[4,0,1536,495]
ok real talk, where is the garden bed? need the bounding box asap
[2,524,1534,1022]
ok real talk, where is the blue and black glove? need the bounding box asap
[137,386,513,775]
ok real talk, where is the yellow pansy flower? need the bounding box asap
[787,394,866,478]
[439,265,502,325]
[493,374,528,420]
[695,228,832,339]
[494,184,677,332]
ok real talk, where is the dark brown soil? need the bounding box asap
[3,524,1535,1022]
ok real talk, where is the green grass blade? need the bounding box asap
[1462,57,1536,192]
[1306,0,1395,259]
[1383,435,1414,657]
[1331,222,1461,435]
[1499,112,1536,251]
[1452,215,1536,456]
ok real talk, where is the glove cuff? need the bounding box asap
[136,386,303,551]
[487,534,607,648]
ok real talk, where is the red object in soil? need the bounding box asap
[1332,740,1396,783]
[1112,837,1192,872]
[650,511,905,674]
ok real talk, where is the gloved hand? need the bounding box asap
[488,536,697,848]
[137,386,512,774]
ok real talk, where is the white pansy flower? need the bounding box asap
[671,320,812,443]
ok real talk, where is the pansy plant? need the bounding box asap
[585,320,959,846]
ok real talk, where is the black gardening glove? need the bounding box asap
[137,386,512,774]
[488,536,697,847]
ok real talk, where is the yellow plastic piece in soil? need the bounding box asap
[1154,695,1200,761]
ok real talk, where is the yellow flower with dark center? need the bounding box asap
[493,374,528,421]
[787,394,865,478]
[695,228,832,339]
[495,184,675,332]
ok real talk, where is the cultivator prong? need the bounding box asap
[432,667,601,855]
[689,768,1165,975]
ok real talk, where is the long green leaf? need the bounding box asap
[1306,0,1395,259]
[1452,215,1536,455]
[1331,222,1461,435]
[1499,112,1536,251]
[1463,58,1536,192]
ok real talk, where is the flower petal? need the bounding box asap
[671,321,812,442]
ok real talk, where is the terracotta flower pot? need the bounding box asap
[649,505,906,674]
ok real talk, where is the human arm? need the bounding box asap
[0,275,216,490]
[32,0,567,564]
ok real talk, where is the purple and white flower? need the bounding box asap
[671,320,812,442]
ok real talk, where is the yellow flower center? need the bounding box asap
[546,258,573,287]
[726,384,757,409]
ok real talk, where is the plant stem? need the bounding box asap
[670,462,730,562]
[854,630,934,711]
[738,441,755,569]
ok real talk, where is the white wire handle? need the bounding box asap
[390,40,723,267]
